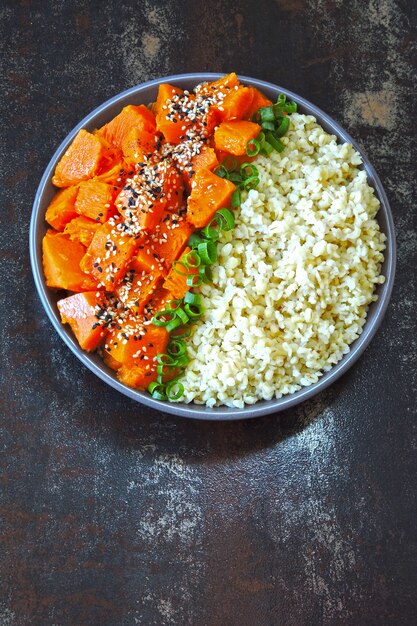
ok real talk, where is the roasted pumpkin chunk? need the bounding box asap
[42,230,98,292]
[214,120,261,156]
[186,168,236,229]
[58,291,107,351]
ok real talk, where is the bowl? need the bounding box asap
[30,73,396,420]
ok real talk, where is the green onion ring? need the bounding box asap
[197,240,217,264]
[184,250,201,268]
[152,310,174,327]
[240,163,259,179]
[231,188,241,208]
[215,208,235,231]
[172,260,189,276]
[258,106,275,123]
[214,164,229,178]
[246,137,261,156]
[222,156,238,171]
[184,291,202,305]
[265,131,285,153]
[275,116,290,137]
[165,316,183,332]
[166,380,185,400]
[148,382,167,400]
[186,273,203,287]
[184,303,203,319]
[167,339,187,357]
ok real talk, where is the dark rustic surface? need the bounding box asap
[1,1,417,624]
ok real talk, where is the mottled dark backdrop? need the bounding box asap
[1,1,416,624]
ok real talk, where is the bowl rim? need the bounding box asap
[29,72,396,420]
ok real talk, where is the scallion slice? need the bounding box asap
[265,131,285,153]
[152,310,174,327]
[214,164,229,178]
[165,316,183,333]
[184,250,201,268]
[148,382,167,400]
[202,220,221,240]
[198,265,213,283]
[222,156,238,171]
[188,233,205,249]
[167,339,187,357]
[156,353,176,365]
[170,325,192,338]
[227,171,243,184]
[240,163,259,179]
[242,175,260,189]
[166,380,184,401]
[283,101,297,113]
[246,137,261,156]
[260,141,273,156]
[197,240,217,264]
[184,291,202,306]
[231,188,241,208]
[216,208,235,231]
[186,273,203,287]
[167,299,181,311]
[261,121,275,131]
[174,307,189,325]
[172,260,188,276]
[258,106,275,123]
[275,116,290,137]
[184,303,204,319]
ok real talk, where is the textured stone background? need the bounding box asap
[1,1,417,624]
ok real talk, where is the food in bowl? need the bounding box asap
[41,73,385,407]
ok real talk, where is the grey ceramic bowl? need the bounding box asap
[30,73,396,420]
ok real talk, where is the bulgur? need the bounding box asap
[178,113,386,407]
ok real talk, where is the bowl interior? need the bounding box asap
[30,74,396,420]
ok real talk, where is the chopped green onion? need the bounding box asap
[172,260,188,276]
[148,382,167,400]
[258,106,275,123]
[216,208,235,231]
[184,291,202,306]
[242,175,260,189]
[184,250,201,267]
[227,171,243,184]
[186,273,203,287]
[202,220,221,240]
[222,156,238,171]
[240,163,259,179]
[284,101,297,113]
[261,121,275,131]
[188,233,205,249]
[260,141,273,156]
[167,299,181,311]
[152,310,175,327]
[277,93,286,105]
[165,316,183,332]
[197,240,217,264]
[198,265,213,283]
[231,188,241,207]
[184,303,204,319]
[272,103,284,117]
[246,138,261,156]
[156,363,175,377]
[174,307,189,325]
[166,380,184,400]
[214,164,229,178]
[265,131,285,153]
[275,116,290,137]
[156,353,177,366]
[167,339,187,357]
